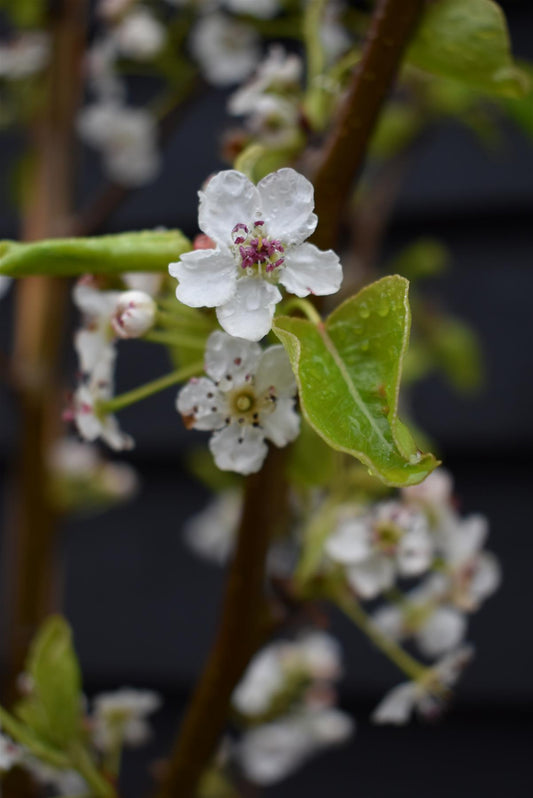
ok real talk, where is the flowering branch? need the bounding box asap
[312,0,426,251]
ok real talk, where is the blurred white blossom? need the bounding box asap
[191,14,260,87]
[114,7,166,60]
[92,687,162,750]
[0,33,50,79]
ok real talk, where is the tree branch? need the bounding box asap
[154,447,289,798]
[311,0,426,251]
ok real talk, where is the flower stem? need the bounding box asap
[68,743,117,798]
[328,581,426,682]
[281,297,322,325]
[144,330,206,349]
[99,362,203,415]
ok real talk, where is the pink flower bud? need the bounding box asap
[111,290,156,339]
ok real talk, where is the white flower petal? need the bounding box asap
[238,720,310,785]
[372,605,403,640]
[75,329,111,376]
[416,607,467,659]
[176,377,227,431]
[434,645,474,686]
[209,422,267,475]
[199,170,259,247]
[305,707,354,745]
[371,682,418,725]
[184,490,240,565]
[257,168,317,246]
[204,330,262,388]
[232,646,285,716]
[397,525,433,577]
[255,345,296,397]
[216,278,281,341]
[170,248,237,308]
[441,514,488,566]
[346,555,395,599]
[279,243,342,298]
[325,517,373,565]
[260,396,300,447]
[468,552,501,608]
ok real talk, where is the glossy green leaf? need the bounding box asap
[20,615,82,748]
[408,0,529,98]
[0,230,191,278]
[273,276,438,487]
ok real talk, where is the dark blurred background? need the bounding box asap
[0,1,532,795]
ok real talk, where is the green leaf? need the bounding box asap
[0,705,69,769]
[273,276,438,487]
[387,239,450,281]
[408,0,529,98]
[0,0,46,27]
[20,615,83,748]
[0,230,191,278]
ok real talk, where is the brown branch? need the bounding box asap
[2,0,87,699]
[153,447,289,798]
[311,0,426,251]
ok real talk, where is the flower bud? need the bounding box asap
[111,290,156,339]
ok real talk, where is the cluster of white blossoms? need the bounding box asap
[231,632,353,785]
[177,330,300,474]
[0,32,50,80]
[323,470,500,663]
[66,275,158,451]
[228,46,303,148]
[91,687,162,751]
[169,168,342,341]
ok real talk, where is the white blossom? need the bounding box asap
[177,331,299,474]
[169,169,342,340]
[26,761,87,795]
[78,100,159,186]
[190,14,260,87]
[184,490,241,564]
[92,687,162,750]
[0,728,22,770]
[123,271,164,295]
[228,46,302,118]
[232,645,286,716]
[224,0,280,20]
[69,347,134,451]
[372,646,474,725]
[111,290,156,338]
[325,501,433,599]
[114,8,166,61]
[0,33,50,79]
[238,706,353,785]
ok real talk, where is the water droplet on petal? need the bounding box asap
[359,304,370,319]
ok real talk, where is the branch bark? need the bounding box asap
[3,0,87,697]
[154,447,288,798]
[311,0,426,251]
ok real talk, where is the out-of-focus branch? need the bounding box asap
[311,0,426,251]
[3,0,87,699]
[153,447,289,798]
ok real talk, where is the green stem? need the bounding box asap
[155,309,211,331]
[303,0,329,130]
[280,298,322,325]
[328,582,426,682]
[144,330,206,350]
[68,742,116,798]
[99,361,203,415]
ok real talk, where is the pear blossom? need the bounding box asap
[92,687,162,750]
[372,581,467,659]
[111,289,157,338]
[26,761,87,795]
[190,14,260,87]
[372,646,474,725]
[169,168,342,340]
[114,8,166,61]
[232,631,342,718]
[0,33,50,79]
[238,706,353,785]
[177,331,299,474]
[183,490,241,564]
[325,501,433,599]
[69,347,134,451]
[123,271,164,295]
[78,100,159,186]
[224,0,280,18]
[73,277,120,376]
[0,728,22,770]
[228,46,302,119]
